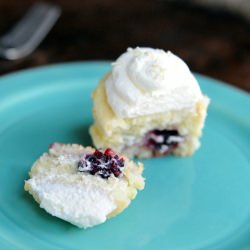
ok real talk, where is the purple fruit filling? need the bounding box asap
[78,148,125,179]
[145,129,184,156]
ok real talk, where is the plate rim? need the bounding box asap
[0,60,249,95]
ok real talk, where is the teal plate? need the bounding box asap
[0,62,249,250]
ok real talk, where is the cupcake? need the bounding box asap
[90,47,209,158]
[24,143,144,228]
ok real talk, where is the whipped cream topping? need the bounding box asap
[26,175,116,228]
[105,47,203,118]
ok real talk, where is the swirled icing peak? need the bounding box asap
[105,47,203,118]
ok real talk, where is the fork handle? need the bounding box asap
[0,2,61,60]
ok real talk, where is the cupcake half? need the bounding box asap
[90,47,209,158]
[24,143,144,228]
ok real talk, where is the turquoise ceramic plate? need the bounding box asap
[0,62,249,250]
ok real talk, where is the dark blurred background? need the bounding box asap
[0,0,249,92]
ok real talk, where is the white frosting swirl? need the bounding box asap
[105,47,203,118]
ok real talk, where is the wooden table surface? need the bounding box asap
[0,0,249,92]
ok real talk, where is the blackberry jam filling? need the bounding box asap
[78,148,124,179]
[145,129,184,156]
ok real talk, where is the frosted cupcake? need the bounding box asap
[90,47,209,158]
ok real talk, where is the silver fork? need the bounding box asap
[0,2,61,60]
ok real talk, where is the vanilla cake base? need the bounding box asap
[90,75,209,158]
